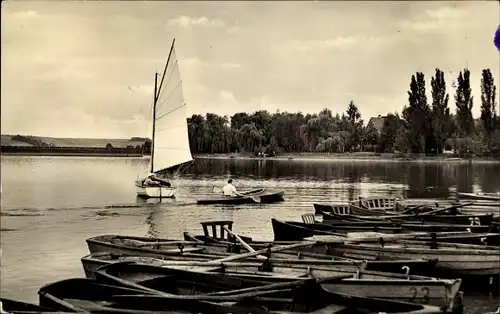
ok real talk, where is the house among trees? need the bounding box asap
[367,115,387,136]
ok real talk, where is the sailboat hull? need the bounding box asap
[135,183,176,198]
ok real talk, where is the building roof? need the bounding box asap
[368,116,387,131]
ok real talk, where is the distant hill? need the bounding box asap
[1,134,150,148]
[1,135,34,147]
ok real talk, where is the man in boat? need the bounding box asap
[143,173,171,188]
[222,179,244,197]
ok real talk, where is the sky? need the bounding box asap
[1,1,499,138]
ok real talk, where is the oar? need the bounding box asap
[223,226,267,259]
[418,202,473,216]
[213,186,261,203]
[250,195,262,203]
[204,274,353,297]
[113,290,292,302]
[134,240,198,248]
[305,230,473,244]
[37,293,90,313]
[209,241,317,263]
[384,202,474,221]
[113,275,352,301]
[399,204,424,215]
[212,186,222,194]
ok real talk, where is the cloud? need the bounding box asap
[280,36,389,53]
[180,58,241,71]
[219,90,238,105]
[180,57,210,68]
[7,9,39,20]
[425,6,464,20]
[220,63,242,69]
[167,15,226,29]
[37,66,94,80]
[398,6,464,33]
[227,26,240,34]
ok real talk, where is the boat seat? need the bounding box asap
[161,247,205,253]
[302,214,317,224]
[166,266,223,272]
[200,221,234,241]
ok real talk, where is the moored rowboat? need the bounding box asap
[94,261,462,310]
[310,236,500,276]
[456,192,500,202]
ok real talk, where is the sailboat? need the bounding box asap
[135,38,193,199]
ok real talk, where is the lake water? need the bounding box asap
[1,156,499,312]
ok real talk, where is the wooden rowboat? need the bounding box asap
[197,188,285,205]
[321,210,496,227]
[272,218,500,246]
[82,252,367,280]
[456,192,500,201]
[94,261,462,310]
[271,218,402,241]
[38,278,271,314]
[311,235,500,276]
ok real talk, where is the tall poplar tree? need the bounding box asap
[480,68,497,135]
[454,69,474,136]
[431,68,452,153]
[403,72,430,153]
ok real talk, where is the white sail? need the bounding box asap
[151,41,193,173]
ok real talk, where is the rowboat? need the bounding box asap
[321,210,496,226]
[82,252,367,279]
[37,278,270,314]
[94,261,462,310]
[272,218,500,245]
[196,188,285,205]
[271,218,402,241]
[456,192,500,201]
[81,251,439,279]
[312,236,500,276]
[92,264,457,314]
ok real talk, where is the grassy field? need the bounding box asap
[1,134,146,148]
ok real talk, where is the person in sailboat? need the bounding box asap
[222,179,244,197]
[143,173,171,188]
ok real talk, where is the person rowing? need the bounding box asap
[222,179,244,197]
[143,173,171,188]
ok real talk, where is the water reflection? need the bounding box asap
[188,158,500,196]
[145,207,160,238]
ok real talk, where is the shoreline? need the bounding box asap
[0,152,144,157]
[2,151,500,163]
[193,153,500,163]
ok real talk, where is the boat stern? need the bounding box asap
[444,279,463,313]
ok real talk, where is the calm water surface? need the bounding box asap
[1,156,499,312]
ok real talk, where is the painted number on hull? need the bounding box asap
[409,287,430,303]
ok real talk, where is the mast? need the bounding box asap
[150,72,158,174]
[156,38,176,100]
[150,38,176,174]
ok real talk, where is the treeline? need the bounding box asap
[188,68,500,157]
